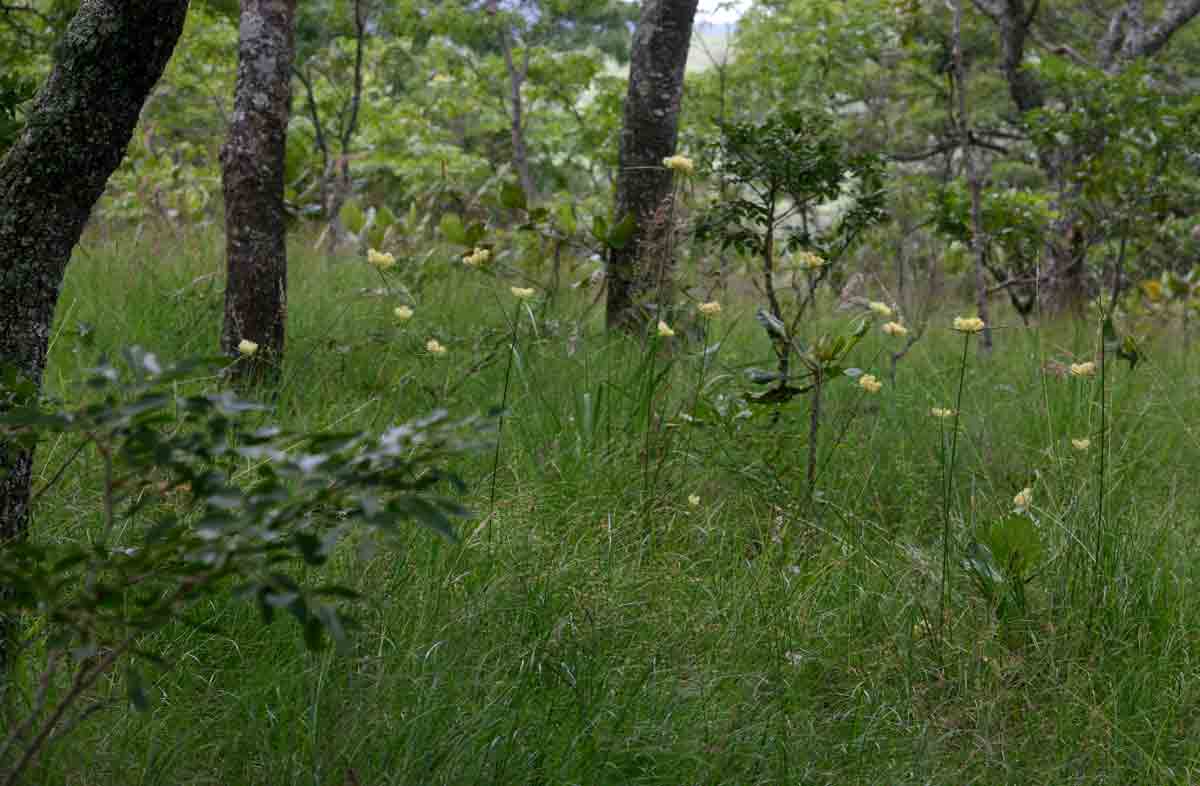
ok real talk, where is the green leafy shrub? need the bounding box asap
[0,348,479,784]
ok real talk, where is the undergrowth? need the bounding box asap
[19,227,1200,784]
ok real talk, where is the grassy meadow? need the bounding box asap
[18,226,1200,784]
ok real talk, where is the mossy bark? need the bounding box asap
[220,0,296,384]
[0,0,190,662]
[605,0,698,334]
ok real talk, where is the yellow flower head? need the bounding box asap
[1071,437,1091,451]
[367,248,396,270]
[662,154,695,174]
[425,338,447,355]
[858,373,882,393]
[394,305,414,321]
[463,247,491,267]
[698,301,722,317]
[795,251,826,270]
[657,320,675,338]
[881,321,908,337]
[688,493,701,507]
[868,301,894,318]
[237,339,259,357]
[1013,486,1033,512]
[510,286,536,300]
[1069,361,1097,377]
[953,316,986,333]
[930,407,956,419]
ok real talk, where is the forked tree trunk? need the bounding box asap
[606,0,699,333]
[0,0,190,660]
[221,0,297,382]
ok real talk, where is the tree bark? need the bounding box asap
[606,0,699,333]
[0,0,190,658]
[971,0,1043,116]
[221,0,297,382]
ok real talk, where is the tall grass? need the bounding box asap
[18,226,1200,784]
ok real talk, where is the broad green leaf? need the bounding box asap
[439,213,467,244]
[607,213,637,250]
[500,180,527,211]
[339,201,367,235]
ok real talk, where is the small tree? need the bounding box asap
[696,110,886,390]
[696,110,887,502]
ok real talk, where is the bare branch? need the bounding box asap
[1136,0,1200,60]
[970,0,1005,22]
[293,66,329,169]
[337,0,367,154]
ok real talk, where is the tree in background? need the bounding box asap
[221,0,298,381]
[968,0,1200,309]
[0,0,190,665]
[606,0,700,333]
[293,0,370,249]
[410,0,637,204]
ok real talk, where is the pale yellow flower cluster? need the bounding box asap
[657,320,675,338]
[394,305,414,321]
[868,301,894,318]
[953,316,986,333]
[858,374,882,393]
[930,407,956,419]
[237,339,258,357]
[463,247,491,267]
[1013,486,1033,512]
[881,321,908,337]
[1069,361,1097,377]
[367,248,396,271]
[663,154,695,174]
[510,286,536,300]
[425,339,447,355]
[698,301,722,317]
[795,251,826,270]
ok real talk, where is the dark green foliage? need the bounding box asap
[0,349,479,780]
[0,74,35,155]
[695,109,885,261]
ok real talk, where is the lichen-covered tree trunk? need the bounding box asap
[220,0,297,382]
[605,0,699,333]
[0,0,190,661]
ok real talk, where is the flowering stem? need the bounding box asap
[1089,319,1108,631]
[641,333,659,506]
[806,366,823,506]
[488,302,523,528]
[939,333,971,655]
[682,318,710,483]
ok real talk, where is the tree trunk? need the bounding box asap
[0,0,190,660]
[221,0,297,383]
[606,0,699,333]
[500,26,536,204]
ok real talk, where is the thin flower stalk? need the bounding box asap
[939,331,972,655]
